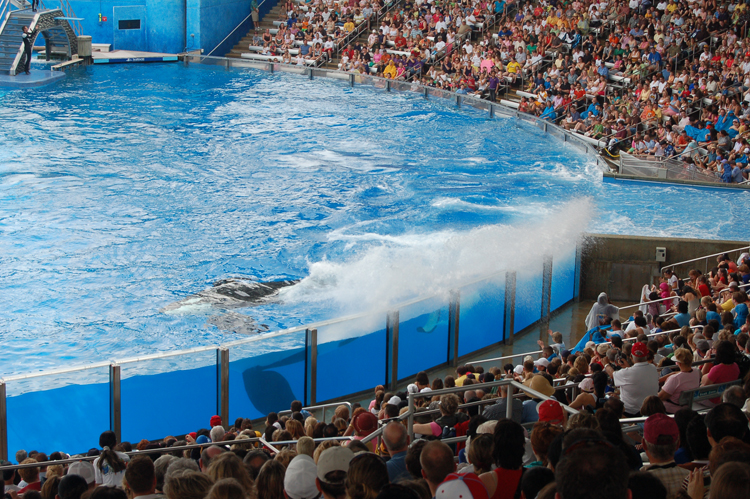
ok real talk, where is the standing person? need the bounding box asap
[251,0,260,32]
[605,342,659,417]
[20,26,34,75]
[31,0,39,12]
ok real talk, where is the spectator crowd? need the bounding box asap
[248,0,750,182]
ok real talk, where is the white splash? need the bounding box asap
[280,198,592,316]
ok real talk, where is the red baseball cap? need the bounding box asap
[210,415,222,427]
[537,400,565,425]
[631,342,648,358]
[643,413,679,445]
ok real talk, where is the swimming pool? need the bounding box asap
[1,63,749,377]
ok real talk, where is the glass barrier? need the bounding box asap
[457,275,506,357]
[466,98,490,112]
[316,314,387,402]
[120,349,217,443]
[228,329,307,421]
[5,366,110,454]
[397,295,450,381]
[514,262,543,333]
[551,246,577,312]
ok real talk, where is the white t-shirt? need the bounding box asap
[93,452,130,487]
[613,362,659,415]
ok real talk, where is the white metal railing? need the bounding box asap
[660,245,750,274]
[277,401,352,423]
[619,294,683,312]
[619,281,750,315]
[405,379,579,442]
[471,349,544,365]
[206,0,269,57]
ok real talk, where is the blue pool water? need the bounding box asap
[1,62,749,381]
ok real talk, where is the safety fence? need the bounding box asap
[0,238,581,460]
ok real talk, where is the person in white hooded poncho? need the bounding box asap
[585,292,620,332]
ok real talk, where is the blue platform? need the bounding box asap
[0,70,65,88]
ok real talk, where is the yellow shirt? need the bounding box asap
[506,61,521,73]
[721,299,735,312]
[344,21,355,32]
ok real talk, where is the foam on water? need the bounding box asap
[282,198,592,316]
[0,63,748,375]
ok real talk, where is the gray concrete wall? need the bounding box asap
[580,234,749,302]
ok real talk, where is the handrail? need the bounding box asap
[405,379,579,441]
[618,281,750,315]
[277,401,352,422]
[206,0,268,57]
[618,293,682,312]
[0,435,354,471]
[471,349,544,365]
[660,245,750,274]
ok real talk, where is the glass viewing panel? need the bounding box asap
[397,295,450,381]
[514,262,543,333]
[120,349,217,443]
[457,275,505,357]
[228,329,307,422]
[6,366,110,454]
[551,246,577,312]
[316,314,387,402]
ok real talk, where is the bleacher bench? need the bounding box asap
[677,380,741,411]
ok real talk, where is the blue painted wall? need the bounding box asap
[66,0,270,54]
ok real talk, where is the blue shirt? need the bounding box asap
[648,52,662,64]
[674,313,691,328]
[386,451,410,483]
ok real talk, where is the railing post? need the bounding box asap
[308,67,313,80]
[574,241,582,302]
[504,272,517,344]
[489,104,495,118]
[0,381,7,461]
[424,87,428,99]
[456,95,461,108]
[309,329,318,406]
[218,348,230,429]
[387,311,399,391]
[505,382,514,420]
[349,73,355,87]
[386,80,391,92]
[109,364,121,444]
[541,255,553,336]
[268,62,274,73]
[407,393,415,442]
[448,290,460,368]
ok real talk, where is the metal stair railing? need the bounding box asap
[206,0,270,57]
[49,0,82,36]
[331,0,405,68]
[0,0,13,33]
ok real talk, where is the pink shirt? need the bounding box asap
[662,369,701,413]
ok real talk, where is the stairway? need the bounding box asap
[0,7,78,75]
[0,9,37,74]
[226,2,285,59]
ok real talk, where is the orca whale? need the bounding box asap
[160,277,300,315]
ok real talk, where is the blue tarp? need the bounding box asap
[570,326,610,354]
